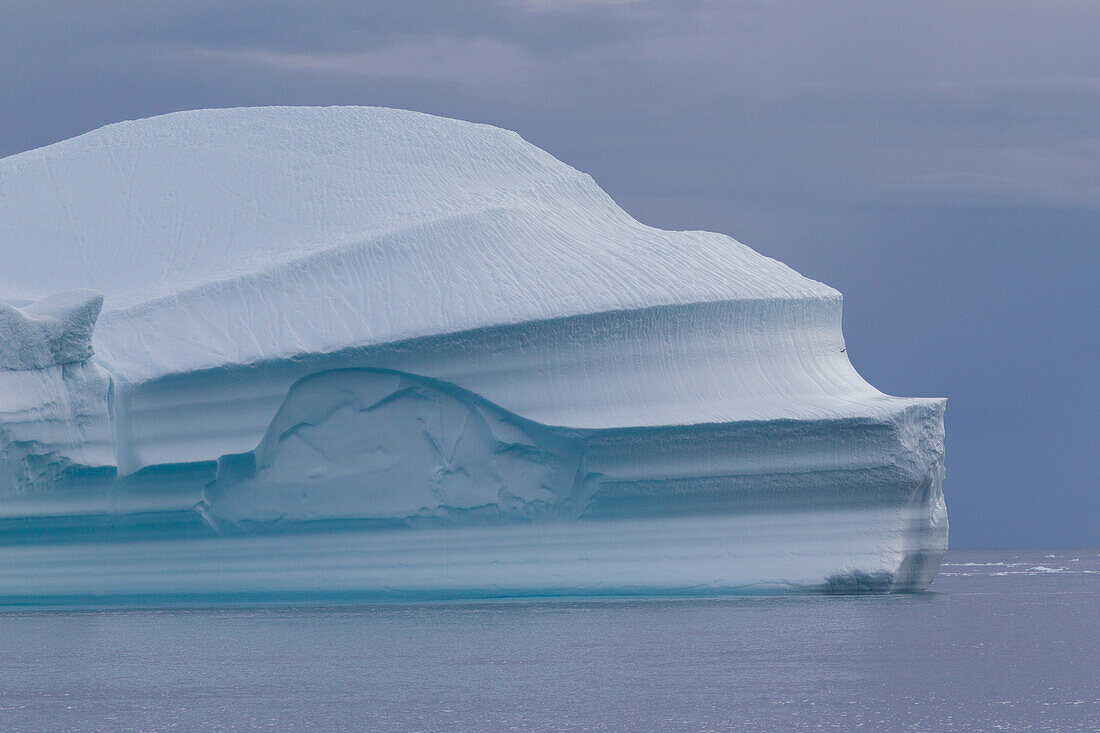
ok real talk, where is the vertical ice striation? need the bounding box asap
[0,107,947,605]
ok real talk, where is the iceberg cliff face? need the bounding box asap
[0,107,946,605]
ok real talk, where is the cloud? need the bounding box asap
[181,36,536,86]
[2,0,1098,207]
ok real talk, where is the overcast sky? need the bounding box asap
[2,0,1097,548]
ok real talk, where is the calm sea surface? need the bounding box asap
[1,549,1096,731]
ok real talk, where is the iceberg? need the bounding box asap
[0,106,947,605]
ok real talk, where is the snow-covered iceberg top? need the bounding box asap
[0,107,947,602]
[1,107,831,388]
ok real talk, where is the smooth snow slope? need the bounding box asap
[0,107,947,602]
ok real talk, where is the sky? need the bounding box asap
[1,0,1096,549]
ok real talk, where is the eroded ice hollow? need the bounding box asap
[0,106,947,605]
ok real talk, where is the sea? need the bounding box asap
[0,549,1096,732]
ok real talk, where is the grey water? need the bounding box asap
[0,550,1096,732]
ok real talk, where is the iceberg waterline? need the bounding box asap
[0,106,947,604]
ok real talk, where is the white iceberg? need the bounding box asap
[0,106,947,604]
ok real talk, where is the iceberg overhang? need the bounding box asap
[0,106,947,605]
